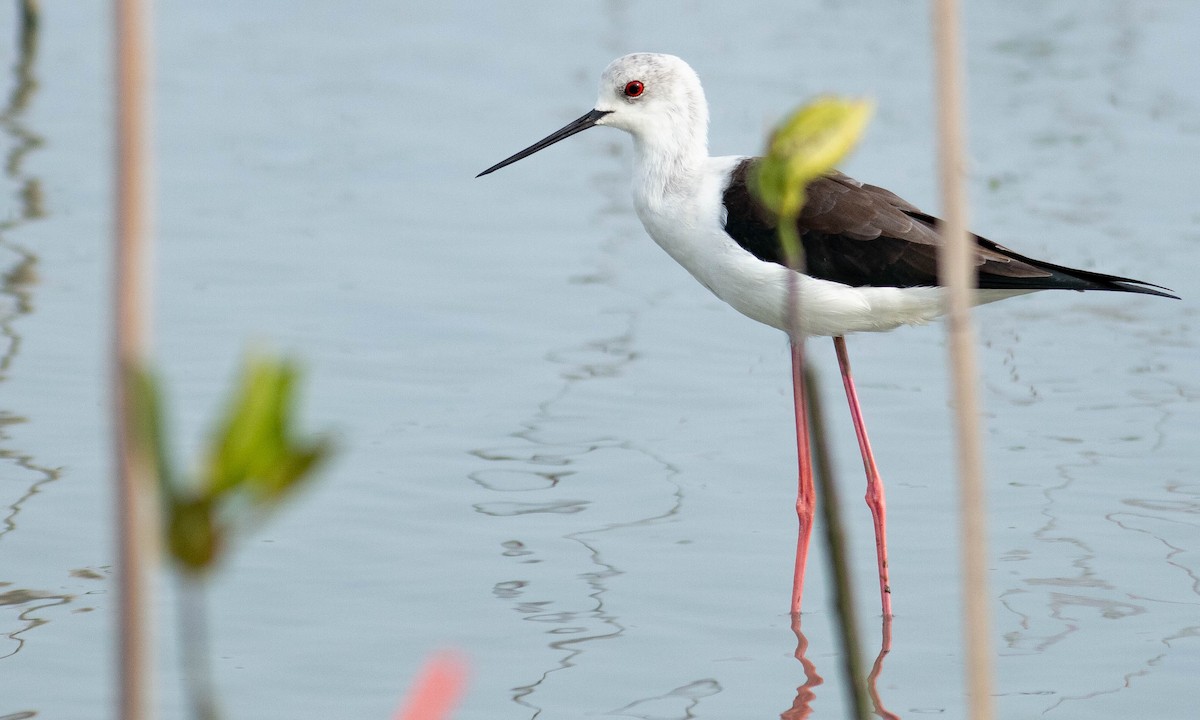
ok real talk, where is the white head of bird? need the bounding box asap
[478,54,711,198]
[476,52,839,335]
[593,54,709,163]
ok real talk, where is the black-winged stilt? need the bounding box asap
[477,53,1177,617]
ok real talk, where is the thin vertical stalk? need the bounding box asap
[805,363,870,720]
[783,211,813,618]
[783,217,867,720]
[932,1,995,719]
[114,0,156,718]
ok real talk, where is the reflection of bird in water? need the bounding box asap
[783,616,899,720]
[478,53,1178,616]
[780,616,823,720]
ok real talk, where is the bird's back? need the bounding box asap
[721,159,1177,299]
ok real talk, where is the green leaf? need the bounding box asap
[205,357,286,497]
[752,97,873,219]
[249,438,333,502]
[203,354,331,510]
[751,97,872,270]
[125,364,178,503]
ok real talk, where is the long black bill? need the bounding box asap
[476,109,611,178]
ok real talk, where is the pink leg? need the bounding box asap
[833,335,893,617]
[790,340,815,615]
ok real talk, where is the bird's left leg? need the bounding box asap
[833,335,893,617]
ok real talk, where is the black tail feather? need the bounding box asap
[976,237,1180,299]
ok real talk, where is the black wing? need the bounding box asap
[721,158,1177,299]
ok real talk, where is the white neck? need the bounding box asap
[630,116,709,209]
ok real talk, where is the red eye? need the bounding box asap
[624,80,644,98]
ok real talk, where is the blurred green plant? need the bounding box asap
[131,355,332,574]
[750,97,873,720]
[752,97,873,269]
[129,354,333,720]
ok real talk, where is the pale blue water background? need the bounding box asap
[1,1,1197,718]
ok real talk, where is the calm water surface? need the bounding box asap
[1,2,1197,718]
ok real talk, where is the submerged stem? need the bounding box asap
[178,574,220,720]
[804,365,870,720]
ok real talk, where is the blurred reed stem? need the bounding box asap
[114,0,157,718]
[932,0,995,718]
